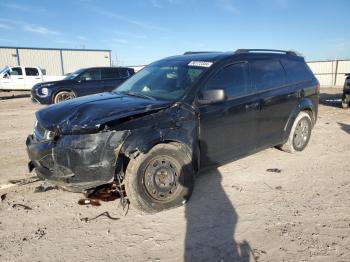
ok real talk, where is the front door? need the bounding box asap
[198,62,260,167]
[75,69,102,96]
[3,67,25,90]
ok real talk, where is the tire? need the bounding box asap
[124,143,194,213]
[341,98,349,109]
[280,111,312,153]
[53,91,76,104]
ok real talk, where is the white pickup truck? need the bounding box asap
[0,66,64,90]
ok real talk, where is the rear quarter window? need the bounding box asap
[280,59,314,83]
[252,59,286,91]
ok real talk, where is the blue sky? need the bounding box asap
[0,0,349,65]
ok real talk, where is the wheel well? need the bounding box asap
[116,140,196,181]
[302,108,315,125]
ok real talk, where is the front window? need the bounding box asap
[114,60,209,101]
[63,68,85,80]
[0,66,10,74]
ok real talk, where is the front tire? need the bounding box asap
[280,111,312,153]
[53,91,76,104]
[124,143,194,213]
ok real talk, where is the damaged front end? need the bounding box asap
[26,122,130,192]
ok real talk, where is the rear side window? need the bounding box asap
[10,67,22,76]
[101,68,120,79]
[205,62,250,98]
[101,68,131,79]
[118,68,130,78]
[252,59,285,90]
[25,67,39,76]
[281,59,313,83]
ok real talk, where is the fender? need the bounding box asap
[283,98,315,142]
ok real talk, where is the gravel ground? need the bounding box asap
[0,89,349,262]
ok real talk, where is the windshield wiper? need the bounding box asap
[122,91,155,100]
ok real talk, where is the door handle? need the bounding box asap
[245,102,260,110]
[35,78,41,79]
[18,77,23,79]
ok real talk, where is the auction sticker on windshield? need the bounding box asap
[188,61,213,67]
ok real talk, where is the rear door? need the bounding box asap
[198,61,260,166]
[75,69,102,96]
[24,67,41,89]
[251,58,297,148]
[101,68,130,92]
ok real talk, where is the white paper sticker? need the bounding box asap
[188,61,213,68]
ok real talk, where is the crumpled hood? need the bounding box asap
[36,92,173,134]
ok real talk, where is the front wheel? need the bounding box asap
[124,143,194,213]
[280,111,312,153]
[53,91,76,104]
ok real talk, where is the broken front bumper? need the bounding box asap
[26,130,128,192]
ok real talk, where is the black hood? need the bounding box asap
[36,92,173,134]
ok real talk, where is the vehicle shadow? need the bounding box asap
[319,92,343,108]
[0,91,31,100]
[338,122,350,134]
[183,166,252,261]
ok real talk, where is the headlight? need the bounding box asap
[44,130,55,140]
[41,87,49,96]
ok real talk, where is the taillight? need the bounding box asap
[316,81,320,94]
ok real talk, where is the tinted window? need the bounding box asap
[118,68,130,78]
[115,61,208,101]
[10,67,22,76]
[101,68,119,79]
[25,67,39,76]
[205,62,249,98]
[252,59,285,90]
[80,69,101,81]
[281,59,313,83]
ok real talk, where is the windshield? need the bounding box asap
[114,60,209,101]
[63,68,85,80]
[0,66,10,74]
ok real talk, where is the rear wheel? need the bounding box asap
[53,91,76,104]
[280,111,312,153]
[124,143,194,213]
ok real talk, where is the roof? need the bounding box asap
[160,49,304,64]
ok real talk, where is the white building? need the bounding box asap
[0,46,111,75]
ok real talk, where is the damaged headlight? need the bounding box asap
[44,130,55,140]
[33,120,56,141]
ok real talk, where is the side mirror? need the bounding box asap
[198,89,226,104]
[77,76,86,83]
[3,73,10,79]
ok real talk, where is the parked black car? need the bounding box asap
[26,49,319,213]
[342,73,350,108]
[31,67,135,104]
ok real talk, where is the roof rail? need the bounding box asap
[234,49,298,56]
[183,51,218,55]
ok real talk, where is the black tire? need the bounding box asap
[53,90,76,104]
[280,111,312,153]
[124,143,194,213]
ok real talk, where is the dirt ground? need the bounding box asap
[0,89,349,262]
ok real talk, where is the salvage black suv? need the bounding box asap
[26,49,319,213]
